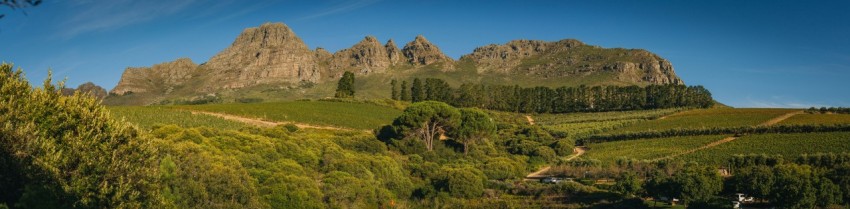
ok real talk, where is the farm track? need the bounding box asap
[191,111,367,132]
[526,115,535,125]
[654,109,804,161]
[759,110,804,126]
[525,147,587,180]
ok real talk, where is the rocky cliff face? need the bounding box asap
[110,58,198,95]
[402,35,453,68]
[60,82,107,99]
[202,22,321,89]
[329,36,392,75]
[462,39,682,85]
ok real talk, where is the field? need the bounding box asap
[778,113,850,125]
[581,135,724,163]
[609,108,798,134]
[535,108,682,138]
[174,101,402,130]
[108,106,247,130]
[676,132,850,165]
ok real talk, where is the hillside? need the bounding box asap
[104,22,684,105]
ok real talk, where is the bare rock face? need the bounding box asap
[110,58,198,95]
[463,39,683,85]
[202,22,320,89]
[329,36,392,75]
[402,35,453,68]
[315,47,332,63]
[385,39,402,65]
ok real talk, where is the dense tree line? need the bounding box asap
[728,163,849,208]
[390,78,713,113]
[808,107,850,114]
[728,153,850,171]
[581,124,850,144]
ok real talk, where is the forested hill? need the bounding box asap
[104,22,686,105]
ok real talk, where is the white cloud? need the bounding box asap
[298,0,380,20]
[56,0,198,39]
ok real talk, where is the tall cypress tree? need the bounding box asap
[400,81,411,101]
[411,78,423,102]
[335,71,355,98]
[390,79,399,100]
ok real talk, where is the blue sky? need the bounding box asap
[1,0,848,107]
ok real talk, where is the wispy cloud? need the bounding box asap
[56,0,198,39]
[298,0,380,20]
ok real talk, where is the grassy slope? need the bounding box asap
[173,101,402,130]
[108,106,246,130]
[677,132,850,165]
[609,108,799,133]
[582,135,724,164]
[778,113,850,125]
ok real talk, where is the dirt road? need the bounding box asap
[525,147,587,180]
[191,111,360,132]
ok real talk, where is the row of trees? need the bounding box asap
[390,78,713,113]
[728,163,849,208]
[808,107,850,114]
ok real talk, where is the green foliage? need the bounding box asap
[613,172,643,197]
[0,63,161,208]
[391,101,461,151]
[395,77,712,113]
[433,165,485,198]
[679,132,850,166]
[176,100,401,130]
[455,108,497,155]
[780,113,850,125]
[390,79,399,100]
[611,108,797,134]
[483,157,521,180]
[400,80,411,101]
[583,135,721,164]
[108,106,247,130]
[334,71,355,98]
[671,165,723,204]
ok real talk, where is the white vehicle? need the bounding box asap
[735,193,755,202]
[732,201,741,209]
[541,177,563,184]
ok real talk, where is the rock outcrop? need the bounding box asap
[462,39,683,85]
[329,36,392,75]
[402,35,453,68]
[385,39,402,66]
[110,58,198,95]
[202,22,321,89]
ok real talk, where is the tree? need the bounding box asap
[391,101,460,151]
[728,165,774,200]
[434,166,485,198]
[770,164,817,209]
[454,108,496,155]
[613,171,642,197]
[390,79,399,100]
[0,0,41,20]
[670,165,722,205]
[335,71,355,98]
[400,81,410,101]
[411,78,423,102]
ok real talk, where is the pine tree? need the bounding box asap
[400,81,411,101]
[411,78,423,102]
[390,79,399,100]
[334,71,355,98]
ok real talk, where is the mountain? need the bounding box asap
[61,82,108,99]
[106,22,684,105]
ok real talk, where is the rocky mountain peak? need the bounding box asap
[402,35,453,66]
[202,22,320,89]
[229,22,305,50]
[385,39,402,65]
[329,36,392,75]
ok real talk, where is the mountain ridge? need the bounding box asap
[107,22,684,105]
